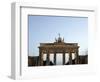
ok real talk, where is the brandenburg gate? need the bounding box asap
[38,34,79,66]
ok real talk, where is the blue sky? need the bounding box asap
[28,15,88,56]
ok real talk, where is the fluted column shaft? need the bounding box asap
[46,51,50,65]
[63,52,65,65]
[69,52,72,64]
[54,52,56,65]
[40,51,43,66]
[75,49,79,64]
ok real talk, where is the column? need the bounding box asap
[75,49,79,64]
[40,51,43,66]
[46,51,50,65]
[69,52,72,64]
[63,52,65,65]
[38,51,41,66]
[54,52,56,65]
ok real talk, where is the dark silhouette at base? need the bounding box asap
[28,55,88,66]
[43,61,54,66]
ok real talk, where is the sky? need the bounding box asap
[28,15,88,64]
